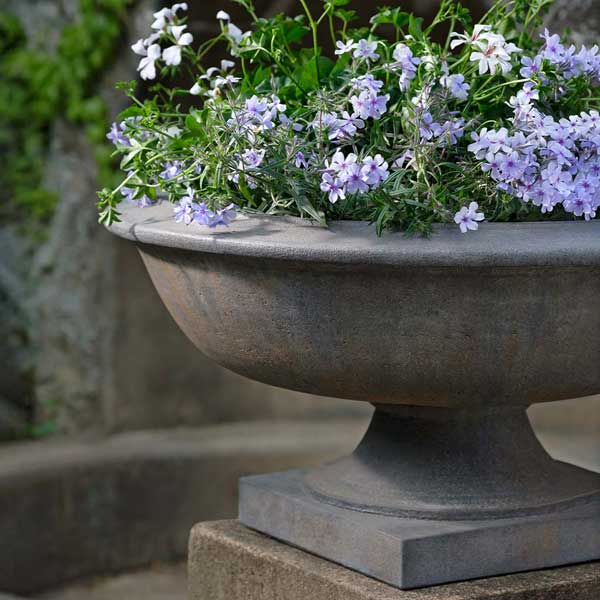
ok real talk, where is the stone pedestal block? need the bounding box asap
[188,520,600,600]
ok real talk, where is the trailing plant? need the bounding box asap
[0,0,133,225]
[99,0,600,234]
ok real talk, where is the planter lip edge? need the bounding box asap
[106,201,600,267]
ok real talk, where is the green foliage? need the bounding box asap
[101,0,599,234]
[0,0,133,226]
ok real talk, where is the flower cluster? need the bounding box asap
[131,3,193,79]
[470,105,600,220]
[320,151,389,203]
[97,0,600,235]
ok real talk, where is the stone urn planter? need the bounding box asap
[109,201,600,589]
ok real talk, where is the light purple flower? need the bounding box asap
[241,148,265,169]
[391,43,421,91]
[193,202,215,226]
[540,29,565,63]
[440,74,470,101]
[344,163,369,194]
[353,39,379,61]
[120,187,135,202]
[107,122,131,147]
[320,173,346,204]
[351,74,384,94]
[160,161,183,180]
[210,204,237,227]
[350,91,389,120]
[174,197,198,225]
[361,155,389,186]
[245,95,268,117]
[295,152,309,169]
[520,55,543,78]
[419,112,437,141]
[454,202,485,233]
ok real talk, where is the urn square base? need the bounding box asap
[239,469,600,589]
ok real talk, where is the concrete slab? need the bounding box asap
[189,520,600,600]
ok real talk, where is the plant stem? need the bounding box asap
[299,0,320,83]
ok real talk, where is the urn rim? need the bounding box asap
[108,201,600,268]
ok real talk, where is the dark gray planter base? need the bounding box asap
[239,470,600,589]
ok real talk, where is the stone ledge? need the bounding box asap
[0,420,365,595]
[189,520,600,600]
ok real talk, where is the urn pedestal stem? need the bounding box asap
[304,405,600,520]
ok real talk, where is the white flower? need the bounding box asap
[200,67,221,81]
[216,10,231,21]
[470,33,520,76]
[135,43,161,80]
[227,23,248,45]
[450,24,493,50]
[335,40,356,55]
[421,53,437,72]
[221,59,235,71]
[454,202,485,233]
[163,25,193,66]
[190,82,202,95]
[131,38,146,55]
[166,125,182,138]
[151,4,188,31]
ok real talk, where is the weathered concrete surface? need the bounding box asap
[189,520,600,600]
[240,469,600,589]
[37,563,187,600]
[0,419,366,595]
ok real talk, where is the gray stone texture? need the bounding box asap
[111,202,600,586]
[0,419,365,595]
[188,520,600,600]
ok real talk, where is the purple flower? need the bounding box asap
[137,194,156,208]
[344,163,369,194]
[320,173,346,204]
[160,161,183,180]
[454,202,485,233]
[107,122,131,147]
[326,150,357,175]
[210,204,237,227]
[433,118,466,145]
[350,91,389,120]
[245,95,268,117]
[351,74,384,94]
[241,148,265,169]
[193,202,215,226]
[295,152,309,169]
[541,29,565,63]
[419,112,437,141]
[391,44,421,91]
[174,197,198,225]
[440,74,470,101]
[353,39,379,61]
[120,187,137,204]
[329,111,365,141]
[497,151,525,181]
[361,155,389,187]
[520,55,543,78]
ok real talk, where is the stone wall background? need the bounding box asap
[0,0,598,439]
